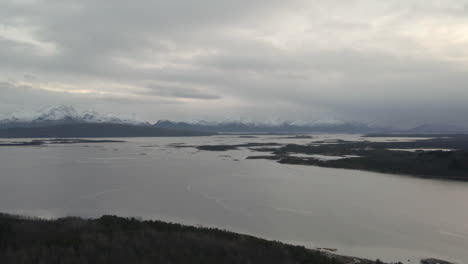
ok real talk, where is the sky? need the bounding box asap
[1,0,468,127]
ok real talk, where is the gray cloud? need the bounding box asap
[145,84,221,100]
[1,0,468,127]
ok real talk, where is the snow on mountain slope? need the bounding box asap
[178,117,349,127]
[153,119,381,133]
[0,105,144,127]
[0,105,397,133]
[35,105,80,121]
[182,120,351,128]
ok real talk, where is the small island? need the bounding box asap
[180,134,468,181]
[266,135,468,181]
[0,138,126,147]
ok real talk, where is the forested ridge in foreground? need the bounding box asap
[0,213,395,264]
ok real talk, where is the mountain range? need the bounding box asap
[0,106,213,138]
[401,124,468,134]
[152,120,386,133]
[0,105,467,136]
[0,105,145,128]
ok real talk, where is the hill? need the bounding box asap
[0,213,391,264]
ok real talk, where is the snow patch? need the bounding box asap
[0,105,144,126]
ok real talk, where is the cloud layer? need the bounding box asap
[1,0,468,127]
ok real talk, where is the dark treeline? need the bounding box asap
[0,214,395,264]
[276,150,468,180]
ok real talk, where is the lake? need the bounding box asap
[1,134,467,263]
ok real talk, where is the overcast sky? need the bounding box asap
[1,0,468,127]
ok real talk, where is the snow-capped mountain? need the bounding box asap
[153,119,383,133]
[0,105,144,128]
[179,117,347,127]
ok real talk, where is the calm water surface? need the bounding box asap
[1,135,467,263]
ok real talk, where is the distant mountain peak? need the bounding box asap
[404,123,468,134]
[36,105,80,121]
